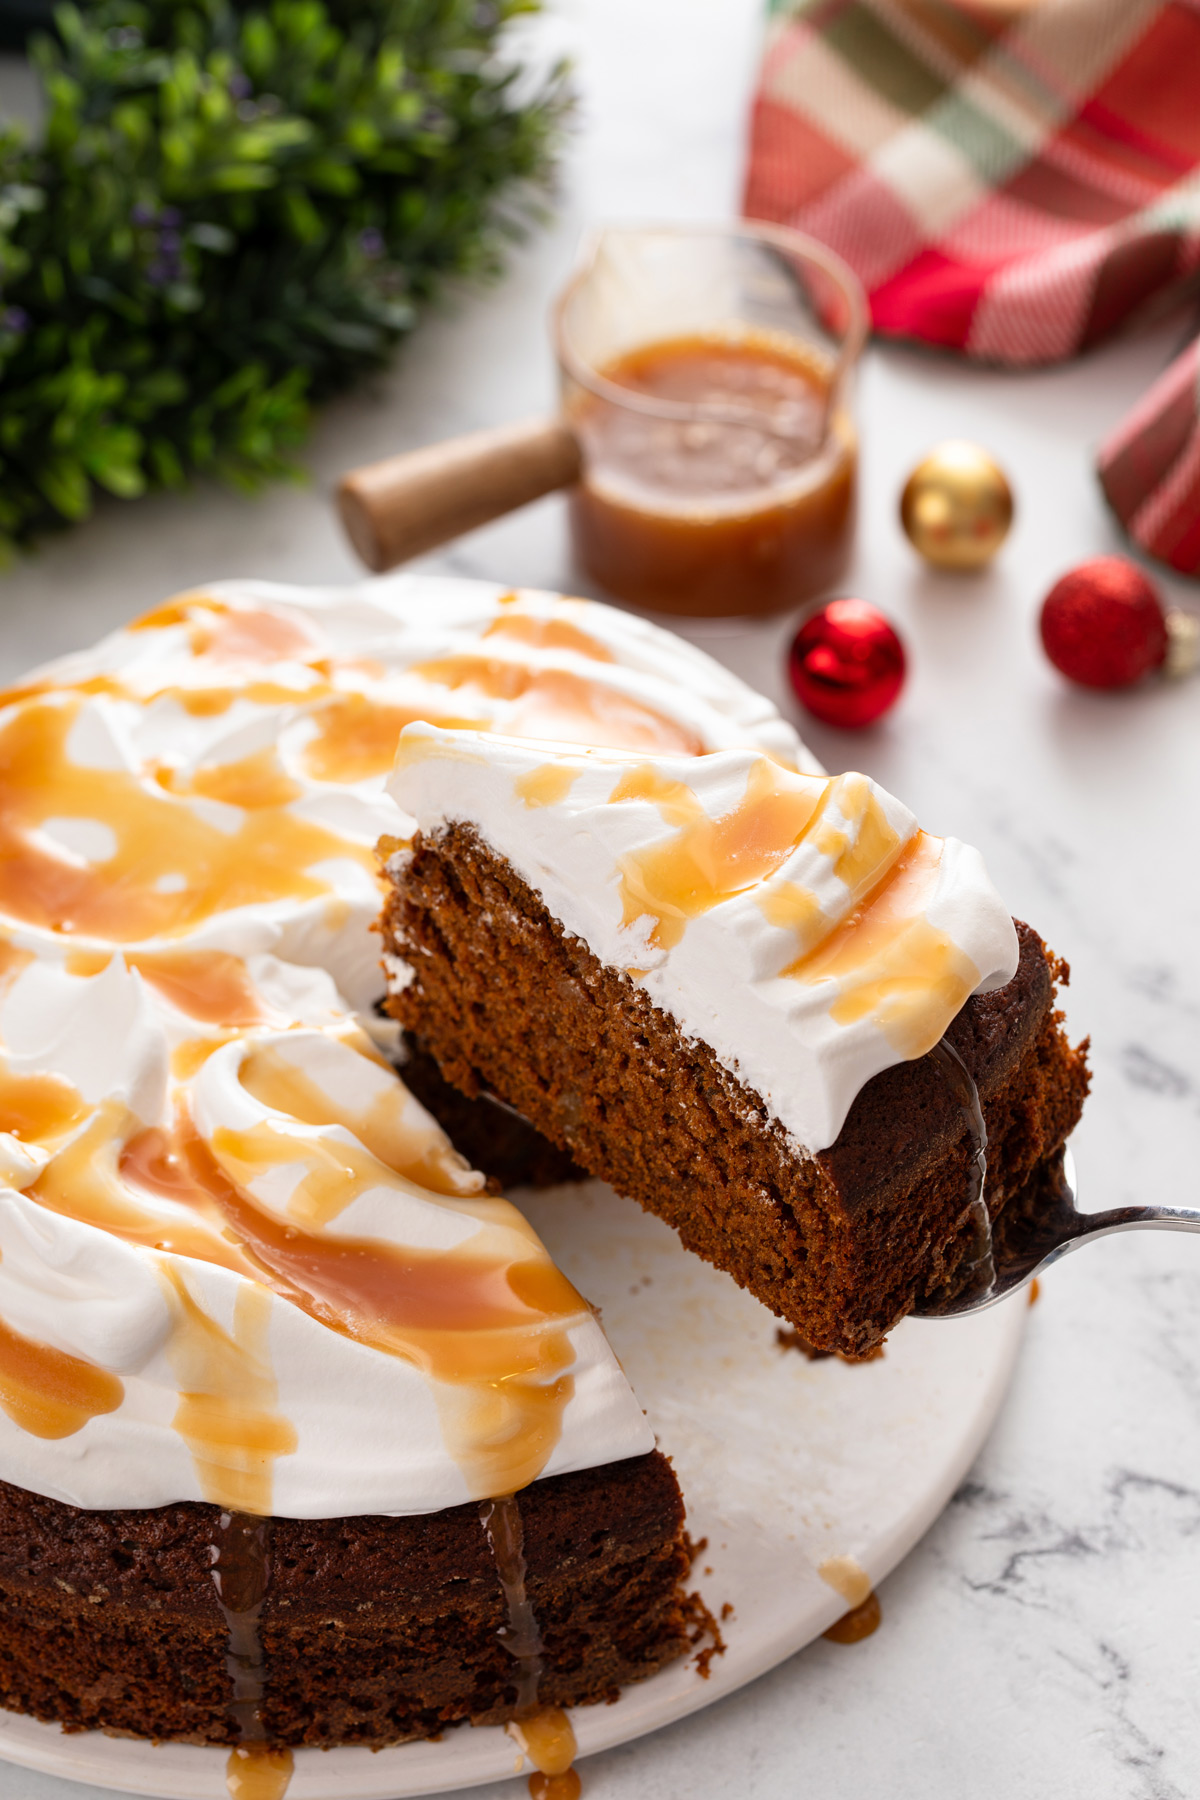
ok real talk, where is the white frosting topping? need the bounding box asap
[0,574,808,1518]
[388,727,1020,1153]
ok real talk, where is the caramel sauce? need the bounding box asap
[33,1107,256,1275]
[569,331,856,618]
[0,1062,87,1144]
[412,656,702,755]
[66,948,268,1028]
[191,607,317,666]
[481,1494,544,1713]
[822,1590,881,1645]
[0,1311,124,1439]
[817,1554,871,1609]
[613,758,827,951]
[483,612,615,663]
[927,1038,994,1308]
[211,1510,294,1800]
[810,774,903,897]
[481,1493,581,1797]
[225,1745,293,1800]
[237,1043,473,1207]
[529,1774,582,1800]
[301,692,484,785]
[788,835,980,1059]
[163,1266,297,1516]
[182,1113,578,1497]
[0,698,377,941]
[158,747,302,811]
[515,765,581,810]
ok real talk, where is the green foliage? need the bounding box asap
[0,0,567,559]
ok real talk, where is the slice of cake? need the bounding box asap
[382,727,1090,1359]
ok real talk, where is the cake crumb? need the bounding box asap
[682,1590,727,1679]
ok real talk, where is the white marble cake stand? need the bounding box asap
[0,1178,1026,1799]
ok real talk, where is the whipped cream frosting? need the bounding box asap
[388,727,1020,1153]
[0,574,808,1518]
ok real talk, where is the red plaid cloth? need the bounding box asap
[1098,335,1200,574]
[743,0,1200,571]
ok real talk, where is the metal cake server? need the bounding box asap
[914,1148,1200,1319]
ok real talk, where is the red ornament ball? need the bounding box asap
[1039,556,1167,689]
[788,598,906,729]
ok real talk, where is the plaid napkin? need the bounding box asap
[1097,335,1200,574]
[743,0,1200,365]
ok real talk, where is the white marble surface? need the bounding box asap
[2,2,1200,1797]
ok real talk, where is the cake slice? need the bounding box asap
[382,727,1089,1359]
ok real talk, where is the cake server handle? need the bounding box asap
[337,416,582,573]
[915,1149,1200,1319]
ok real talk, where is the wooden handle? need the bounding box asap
[337,416,582,573]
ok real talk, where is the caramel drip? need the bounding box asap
[236,1043,474,1207]
[301,692,484,785]
[412,656,703,755]
[211,1510,294,1800]
[515,764,581,810]
[479,1494,582,1795]
[0,1311,124,1439]
[822,1590,881,1645]
[529,1773,582,1800]
[162,1265,297,1517]
[615,757,827,950]
[0,698,376,941]
[786,835,980,1059]
[483,612,615,663]
[927,1038,994,1306]
[0,1061,87,1145]
[817,1554,871,1609]
[481,1495,580,1794]
[66,948,268,1027]
[481,1494,544,1712]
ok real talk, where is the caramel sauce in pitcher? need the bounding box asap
[568,331,856,617]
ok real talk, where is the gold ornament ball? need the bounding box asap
[900,440,1014,569]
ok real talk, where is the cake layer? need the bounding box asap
[382,823,1089,1356]
[0,1453,691,1747]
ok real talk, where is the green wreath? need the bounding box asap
[0,1,566,561]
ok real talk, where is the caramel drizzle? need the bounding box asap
[412,655,703,755]
[211,1510,293,1800]
[29,1087,581,1500]
[0,698,378,942]
[0,1311,123,1440]
[611,759,980,1060]
[480,1494,579,1796]
[926,1039,995,1306]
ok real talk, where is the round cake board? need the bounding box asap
[0,1179,1027,1799]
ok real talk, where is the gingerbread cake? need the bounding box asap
[0,577,805,1790]
[383,730,1089,1359]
